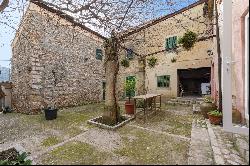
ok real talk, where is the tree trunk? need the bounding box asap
[103,32,120,125]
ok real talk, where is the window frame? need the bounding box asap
[157,75,170,88]
[96,48,103,60]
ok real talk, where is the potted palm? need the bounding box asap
[124,79,136,114]
[207,110,222,125]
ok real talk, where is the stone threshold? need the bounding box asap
[87,115,135,130]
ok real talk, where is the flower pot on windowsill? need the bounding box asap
[44,107,58,120]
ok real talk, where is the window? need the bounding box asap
[96,49,103,60]
[165,36,177,50]
[126,48,134,59]
[245,13,249,120]
[157,75,170,88]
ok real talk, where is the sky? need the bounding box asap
[0,0,197,68]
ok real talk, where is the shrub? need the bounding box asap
[208,110,222,117]
[147,57,157,68]
[178,31,197,51]
[121,59,130,68]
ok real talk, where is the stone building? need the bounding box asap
[117,0,215,101]
[11,0,106,114]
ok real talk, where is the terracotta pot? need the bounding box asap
[200,102,217,119]
[208,114,222,125]
[125,101,134,115]
[232,109,242,124]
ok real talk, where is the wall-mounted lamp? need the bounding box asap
[207,49,213,56]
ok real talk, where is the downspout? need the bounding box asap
[214,0,223,112]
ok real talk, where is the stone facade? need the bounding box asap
[117,0,214,101]
[11,2,105,114]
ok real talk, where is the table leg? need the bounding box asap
[134,99,136,118]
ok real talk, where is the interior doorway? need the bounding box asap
[177,67,211,97]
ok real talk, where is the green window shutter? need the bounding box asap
[127,49,134,59]
[165,36,177,50]
[96,49,103,60]
[157,75,170,88]
[173,36,177,48]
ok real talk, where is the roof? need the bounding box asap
[30,0,107,40]
[121,0,208,38]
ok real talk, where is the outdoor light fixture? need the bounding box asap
[207,49,213,56]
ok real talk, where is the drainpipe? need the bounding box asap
[214,0,223,112]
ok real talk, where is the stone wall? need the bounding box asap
[117,1,214,100]
[11,3,105,114]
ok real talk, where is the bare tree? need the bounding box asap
[1,0,215,122]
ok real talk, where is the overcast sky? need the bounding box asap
[0,0,197,68]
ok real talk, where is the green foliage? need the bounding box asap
[42,136,61,147]
[147,56,157,68]
[178,31,197,51]
[124,79,136,99]
[203,96,213,103]
[171,57,177,63]
[121,59,130,68]
[208,110,222,117]
[0,152,32,165]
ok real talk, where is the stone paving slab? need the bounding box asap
[188,119,214,165]
[206,120,248,165]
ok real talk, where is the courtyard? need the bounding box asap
[0,102,198,165]
[0,102,247,165]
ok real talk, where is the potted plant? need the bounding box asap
[124,79,136,115]
[147,56,157,68]
[121,59,130,68]
[178,30,197,51]
[207,110,222,125]
[200,96,217,119]
[44,68,64,120]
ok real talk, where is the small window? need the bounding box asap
[96,49,103,60]
[157,75,170,88]
[165,36,177,50]
[126,48,134,59]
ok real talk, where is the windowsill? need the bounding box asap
[156,87,171,90]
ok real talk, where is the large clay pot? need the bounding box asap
[200,102,217,119]
[208,114,222,125]
[125,101,134,115]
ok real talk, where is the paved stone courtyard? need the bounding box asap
[0,102,248,165]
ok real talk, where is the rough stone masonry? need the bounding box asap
[11,1,106,114]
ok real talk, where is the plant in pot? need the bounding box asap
[44,68,65,120]
[200,96,217,119]
[124,79,136,115]
[207,110,222,125]
[147,56,157,68]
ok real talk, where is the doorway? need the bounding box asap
[177,67,211,97]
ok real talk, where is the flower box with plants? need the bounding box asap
[207,110,222,125]
[124,79,136,115]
